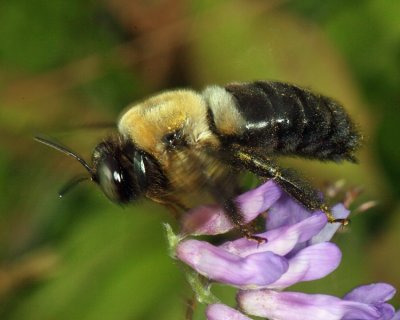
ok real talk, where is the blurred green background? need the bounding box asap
[0,0,399,319]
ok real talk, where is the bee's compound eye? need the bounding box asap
[97,158,119,202]
[97,156,134,204]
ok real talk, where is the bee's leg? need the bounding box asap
[148,195,188,219]
[182,149,266,242]
[185,170,264,242]
[234,150,349,225]
[223,198,267,243]
[273,167,349,225]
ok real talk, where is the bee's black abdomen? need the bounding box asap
[224,81,361,162]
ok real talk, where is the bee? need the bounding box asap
[36,81,361,238]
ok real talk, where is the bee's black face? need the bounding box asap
[92,139,148,204]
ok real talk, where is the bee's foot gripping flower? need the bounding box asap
[169,181,398,320]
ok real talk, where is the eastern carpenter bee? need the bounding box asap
[36,81,361,237]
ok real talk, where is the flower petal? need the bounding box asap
[181,204,231,236]
[343,283,396,304]
[206,304,252,320]
[311,203,350,244]
[220,212,327,259]
[341,302,391,320]
[236,180,282,219]
[181,181,281,235]
[176,239,288,288]
[392,309,400,320]
[267,242,342,289]
[238,289,381,320]
[266,193,313,230]
[371,304,396,320]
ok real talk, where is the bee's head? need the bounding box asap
[35,136,165,204]
[91,138,150,204]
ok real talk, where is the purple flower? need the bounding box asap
[181,180,282,236]
[177,182,344,290]
[177,239,289,288]
[238,283,397,320]
[206,304,252,320]
[171,181,398,319]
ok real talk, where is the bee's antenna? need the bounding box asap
[59,175,90,198]
[34,136,95,176]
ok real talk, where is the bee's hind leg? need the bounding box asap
[234,151,349,226]
[273,168,350,225]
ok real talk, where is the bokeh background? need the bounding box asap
[0,0,399,319]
